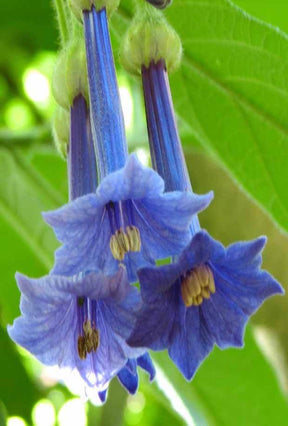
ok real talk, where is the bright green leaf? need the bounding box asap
[0,148,66,322]
[0,326,41,422]
[160,0,288,231]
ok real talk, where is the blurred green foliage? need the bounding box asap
[1,1,288,425]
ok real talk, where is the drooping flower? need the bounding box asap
[45,154,213,282]
[9,94,154,395]
[43,5,212,284]
[128,230,283,379]
[8,267,147,390]
[120,17,284,379]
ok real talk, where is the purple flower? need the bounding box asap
[44,154,213,282]
[128,230,283,379]
[8,267,147,390]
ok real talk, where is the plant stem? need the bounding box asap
[53,0,71,45]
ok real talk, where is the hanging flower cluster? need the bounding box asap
[8,0,283,401]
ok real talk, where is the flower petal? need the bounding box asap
[225,236,267,269]
[133,192,213,260]
[137,353,156,381]
[8,274,77,368]
[201,290,247,349]
[128,285,180,351]
[179,230,226,270]
[138,263,181,300]
[168,307,214,380]
[97,154,165,202]
[117,363,139,394]
[213,264,283,317]
[98,389,108,403]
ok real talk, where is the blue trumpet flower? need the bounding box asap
[8,267,146,389]
[43,7,212,283]
[45,153,213,282]
[127,59,284,379]
[128,230,283,379]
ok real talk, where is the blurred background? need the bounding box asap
[1,1,288,425]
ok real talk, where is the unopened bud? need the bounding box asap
[52,106,70,159]
[70,0,120,21]
[121,4,182,75]
[52,39,88,109]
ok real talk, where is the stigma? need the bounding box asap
[110,225,141,260]
[181,264,215,307]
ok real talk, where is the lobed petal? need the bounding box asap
[133,192,213,260]
[137,352,156,381]
[97,154,165,202]
[168,307,214,380]
[128,285,180,351]
[8,274,77,368]
[201,290,247,349]
[117,360,139,394]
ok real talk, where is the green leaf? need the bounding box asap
[153,329,288,426]
[0,326,41,422]
[0,148,65,268]
[0,0,58,50]
[159,0,288,231]
[234,0,288,34]
[0,147,66,323]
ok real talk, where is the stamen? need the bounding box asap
[77,335,87,360]
[181,264,215,307]
[110,229,127,260]
[126,225,141,252]
[77,315,100,360]
[110,226,141,260]
[91,328,100,352]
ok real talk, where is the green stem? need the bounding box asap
[53,0,71,45]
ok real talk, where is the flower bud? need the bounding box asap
[52,39,88,109]
[70,0,120,21]
[121,4,182,75]
[52,106,70,158]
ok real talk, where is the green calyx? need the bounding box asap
[52,38,89,109]
[69,0,120,21]
[52,106,70,159]
[121,3,182,75]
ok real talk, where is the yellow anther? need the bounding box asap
[110,226,141,260]
[196,265,210,287]
[126,226,141,252]
[77,320,100,359]
[116,228,130,252]
[77,335,87,360]
[110,232,125,261]
[208,270,216,294]
[180,278,193,306]
[83,319,92,336]
[91,329,100,352]
[201,287,211,299]
[181,264,216,307]
[193,295,203,306]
